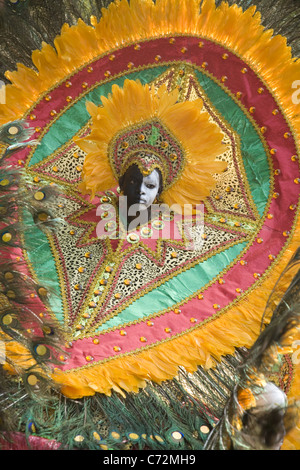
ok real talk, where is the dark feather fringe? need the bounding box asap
[0,350,246,450]
[0,0,299,83]
[204,250,300,450]
[0,122,66,443]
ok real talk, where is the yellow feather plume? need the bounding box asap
[76,79,227,203]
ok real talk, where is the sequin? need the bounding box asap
[127,233,139,243]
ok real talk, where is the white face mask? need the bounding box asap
[136,169,160,209]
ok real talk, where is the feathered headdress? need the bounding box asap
[76,79,227,206]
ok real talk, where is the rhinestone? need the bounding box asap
[38,287,48,296]
[101,196,111,204]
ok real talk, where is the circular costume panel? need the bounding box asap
[0,1,299,417]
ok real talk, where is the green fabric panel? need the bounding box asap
[96,241,247,332]
[195,71,270,217]
[28,67,169,167]
[22,210,63,323]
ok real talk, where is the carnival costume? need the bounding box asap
[0,0,299,450]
